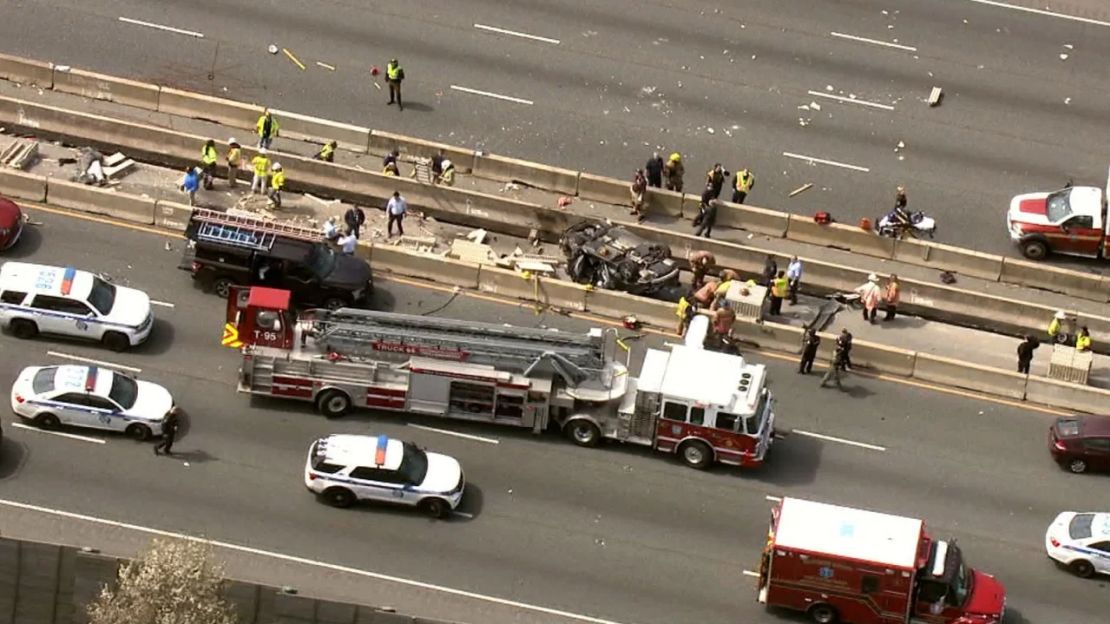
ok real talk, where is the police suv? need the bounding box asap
[0,263,153,351]
[11,365,173,440]
[304,434,465,518]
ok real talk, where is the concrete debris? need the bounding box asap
[527,228,540,243]
[500,181,520,193]
[268,44,279,54]
[450,239,495,264]
[1059,53,1069,61]
[102,152,135,179]
[810,101,821,111]
[304,193,338,205]
[1064,97,1071,105]
[514,260,556,274]
[465,228,487,244]
[928,86,943,107]
[164,241,173,251]
[0,140,38,169]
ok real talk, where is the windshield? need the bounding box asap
[949,557,972,607]
[1046,190,1073,222]
[399,442,430,485]
[108,374,139,410]
[88,276,117,315]
[304,243,337,279]
[32,367,57,393]
[1069,513,1095,539]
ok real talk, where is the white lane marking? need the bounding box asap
[150,300,175,308]
[117,16,205,39]
[407,424,500,445]
[0,498,636,624]
[742,570,760,577]
[807,90,894,111]
[46,351,142,374]
[782,152,870,173]
[765,495,782,502]
[10,422,106,444]
[474,23,561,45]
[450,85,534,106]
[829,31,917,52]
[965,0,1110,28]
[791,429,887,452]
[452,511,475,519]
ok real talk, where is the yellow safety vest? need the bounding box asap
[201,145,218,165]
[1048,318,1061,336]
[319,144,335,160]
[1076,334,1091,351]
[256,114,279,137]
[714,279,734,298]
[736,170,754,192]
[270,170,286,190]
[772,277,789,297]
[676,297,691,319]
[227,146,242,166]
[251,155,270,176]
[387,63,402,81]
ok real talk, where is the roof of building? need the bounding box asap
[774,498,923,570]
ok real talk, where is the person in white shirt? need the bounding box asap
[338,229,358,255]
[786,256,803,305]
[322,216,339,242]
[386,191,407,237]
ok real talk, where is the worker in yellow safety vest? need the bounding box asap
[200,139,219,190]
[1076,326,1092,352]
[256,109,279,149]
[315,140,337,163]
[732,168,754,204]
[386,59,405,111]
[769,271,789,316]
[250,149,270,195]
[1048,310,1067,342]
[226,138,242,187]
[268,162,286,209]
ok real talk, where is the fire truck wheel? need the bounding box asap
[420,498,451,519]
[322,487,355,508]
[807,603,839,624]
[316,390,352,418]
[566,420,601,447]
[679,440,713,470]
[1069,559,1095,578]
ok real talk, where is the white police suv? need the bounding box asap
[0,263,153,351]
[304,434,465,518]
[11,365,173,440]
[1045,511,1110,578]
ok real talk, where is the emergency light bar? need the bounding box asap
[374,434,389,466]
[84,367,98,392]
[61,267,76,296]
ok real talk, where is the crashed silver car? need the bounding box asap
[560,221,679,296]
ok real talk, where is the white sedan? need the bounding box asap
[10,365,173,440]
[1045,512,1110,578]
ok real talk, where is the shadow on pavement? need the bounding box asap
[164,448,217,465]
[136,318,176,356]
[744,433,821,487]
[0,436,28,479]
[3,222,44,258]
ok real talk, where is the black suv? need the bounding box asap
[179,210,372,309]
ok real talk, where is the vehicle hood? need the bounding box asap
[963,569,1006,620]
[324,255,372,289]
[127,380,174,422]
[417,451,463,494]
[1008,192,1049,223]
[106,285,153,327]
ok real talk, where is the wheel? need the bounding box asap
[126,424,153,441]
[34,413,60,430]
[1021,239,1049,260]
[807,603,839,624]
[102,331,130,352]
[566,420,600,447]
[10,319,38,339]
[322,487,355,508]
[211,276,235,299]
[678,440,713,470]
[420,497,451,519]
[1067,458,1088,474]
[1069,559,1095,578]
[323,296,347,310]
[316,390,352,418]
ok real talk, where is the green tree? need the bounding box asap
[87,538,238,624]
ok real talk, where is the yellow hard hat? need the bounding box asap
[669,152,681,162]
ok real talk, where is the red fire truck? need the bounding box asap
[757,498,1006,624]
[224,286,775,470]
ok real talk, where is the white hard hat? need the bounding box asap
[228,137,237,144]
[1054,310,1067,319]
[442,158,453,169]
[259,148,268,155]
[868,273,879,282]
[272,163,282,170]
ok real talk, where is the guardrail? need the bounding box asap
[2,51,1108,304]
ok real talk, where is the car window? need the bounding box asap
[53,392,91,407]
[108,374,139,410]
[1055,418,1080,437]
[87,276,117,315]
[0,290,27,304]
[662,401,687,422]
[84,396,118,411]
[399,442,429,485]
[32,367,57,393]
[350,466,406,484]
[29,295,89,315]
[304,243,337,279]
[1065,215,1094,229]
[715,412,739,432]
[1069,514,1095,539]
[1081,438,1110,453]
[1089,541,1110,553]
[689,406,705,426]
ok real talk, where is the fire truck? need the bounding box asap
[224,286,775,470]
[757,497,1006,624]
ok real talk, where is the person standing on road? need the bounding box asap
[153,406,183,456]
[344,205,366,238]
[694,198,719,238]
[315,140,338,163]
[645,152,664,188]
[1076,326,1092,352]
[256,109,279,149]
[386,191,407,237]
[732,168,755,204]
[786,256,803,305]
[761,255,778,287]
[225,138,242,187]
[883,274,901,321]
[338,229,358,255]
[769,270,788,316]
[250,149,270,195]
[705,163,728,199]
[895,185,908,210]
[180,167,200,206]
[323,216,340,242]
[855,273,882,323]
[663,152,684,192]
[267,163,286,209]
[386,58,405,110]
[799,328,820,374]
[200,139,218,190]
[689,250,716,288]
[836,328,854,370]
[1017,334,1040,374]
[630,168,647,219]
[820,341,850,390]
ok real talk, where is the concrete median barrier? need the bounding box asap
[999,257,1103,300]
[584,287,673,329]
[478,265,589,311]
[730,320,804,354]
[158,87,261,129]
[576,172,628,207]
[371,244,481,290]
[472,153,579,195]
[892,239,1004,282]
[154,200,194,232]
[847,340,916,377]
[46,178,155,225]
[786,215,895,259]
[1024,376,1110,414]
[715,203,790,238]
[369,130,476,173]
[52,68,160,111]
[0,169,47,202]
[911,352,1028,400]
[646,187,685,218]
[0,53,53,88]
[270,109,370,153]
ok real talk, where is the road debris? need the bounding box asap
[315,61,336,71]
[283,48,306,70]
[928,86,943,107]
[789,183,813,198]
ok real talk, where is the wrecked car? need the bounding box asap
[560,221,679,296]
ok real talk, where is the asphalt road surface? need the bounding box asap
[0,207,1106,623]
[1,0,1109,262]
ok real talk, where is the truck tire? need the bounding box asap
[566,420,600,447]
[1020,238,1049,260]
[211,276,235,299]
[1069,559,1095,578]
[807,603,839,624]
[316,390,352,419]
[678,440,713,470]
[102,331,131,352]
[10,319,38,339]
[420,497,451,519]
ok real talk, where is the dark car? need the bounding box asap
[180,210,372,309]
[1049,415,1110,474]
[0,195,24,250]
[560,221,679,297]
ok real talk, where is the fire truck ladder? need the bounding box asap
[315,309,609,385]
[191,208,321,251]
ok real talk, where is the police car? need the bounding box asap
[10,365,173,440]
[1045,511,1110,578]
[304,434,465,518]
[0,263,153,351]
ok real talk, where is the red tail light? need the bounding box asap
[1053,440,1067,451]
[191,262,200,272]
[1049,537,1060,548]
[14,394,24,404]
[307,473,317,481]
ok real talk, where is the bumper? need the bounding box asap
[130,314,154,346]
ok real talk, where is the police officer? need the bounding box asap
[799,328,820,374]
[200,139,218,190]
[644,152,664,188]
[386,58,405,110]
[732,168,755,204]
[153,406,183,456]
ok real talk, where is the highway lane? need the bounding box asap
[0,0,1108,261]
[1,208,1107,623]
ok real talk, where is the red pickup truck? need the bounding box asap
[1007,171,1109,260]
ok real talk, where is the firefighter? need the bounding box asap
[710,269,739,311]
[200,139,218,189]
[1076,326,1092,352]
[386,58,405,110]
[439,159,457,186]
[732,168,754,204]
[663,152,684,192]
[315,140,338,162]
[675,289,697,336]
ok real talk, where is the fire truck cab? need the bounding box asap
[758,498,1006,624]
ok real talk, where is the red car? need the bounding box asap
[1049,415,1110,474]
[0,195,24,250]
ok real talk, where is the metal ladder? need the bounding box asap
[192,208,321,251]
